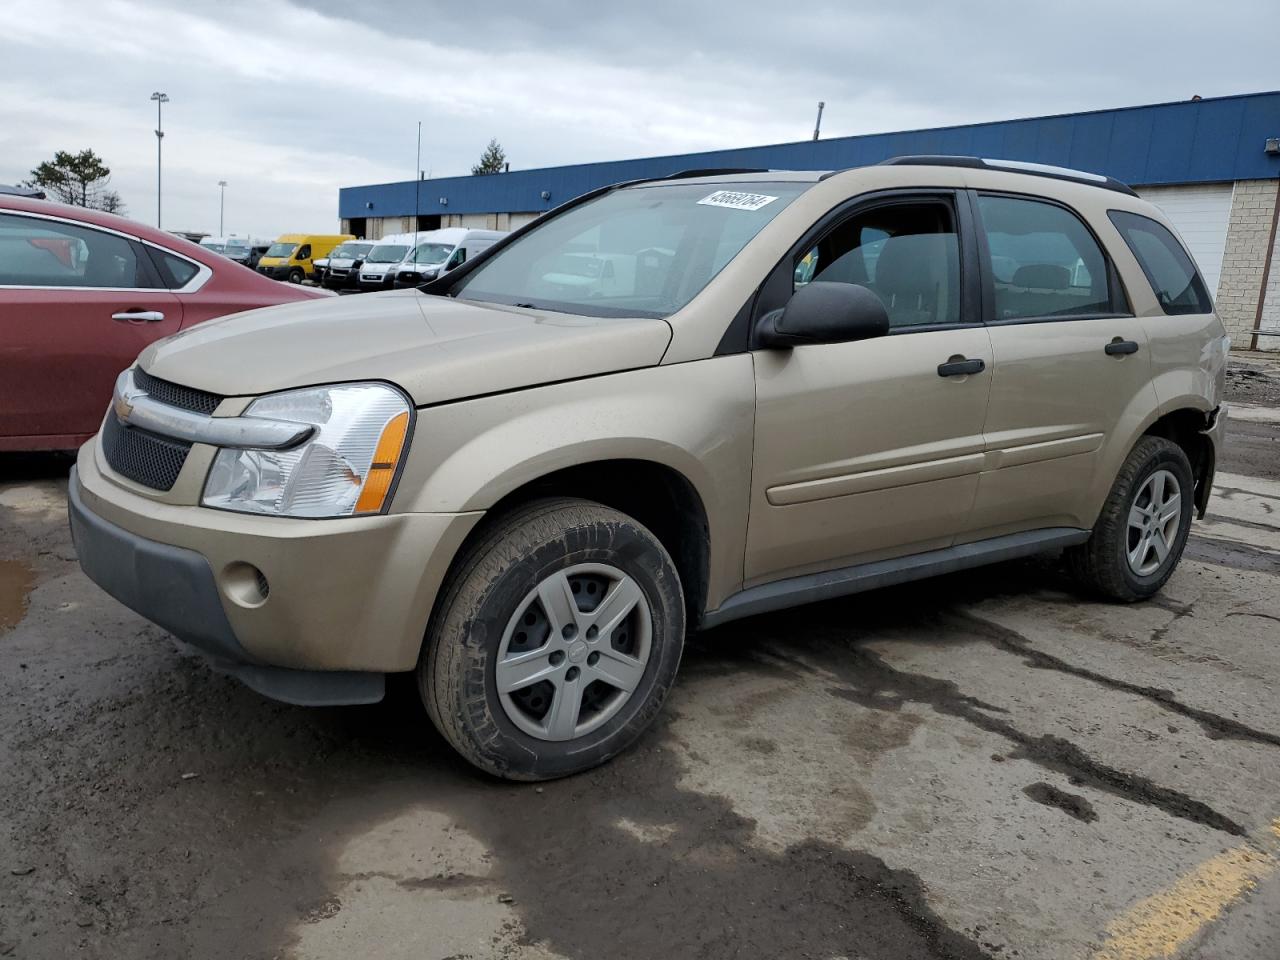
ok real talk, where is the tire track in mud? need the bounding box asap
[810,641,1247,836]
[951,611,1280,749]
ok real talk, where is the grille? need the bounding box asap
[133,368,223,415]
[101,415,192,492]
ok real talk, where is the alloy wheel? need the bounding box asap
[1126,468,1182,577]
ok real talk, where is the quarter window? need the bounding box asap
[976,195,1120,321]
[1107,210,1212,315]
[0,212,149,288]
[795,201,961,328]
[150,249,201,289]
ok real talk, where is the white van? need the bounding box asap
[393,228,506,288]
[357,233,419,289]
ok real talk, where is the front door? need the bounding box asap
[745,193,992,585]
[963,192,1158,540]
[0,212,182,448]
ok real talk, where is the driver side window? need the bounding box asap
[295,244,312,261]
[794,200,961,328]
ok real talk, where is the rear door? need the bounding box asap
[746,191,993,584]
[964,191,1157,540]
[0,211,182,448]
[1106,209,1225,429]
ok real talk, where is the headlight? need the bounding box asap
[201,382,412,518]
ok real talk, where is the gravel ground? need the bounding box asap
[0,357,1277,960]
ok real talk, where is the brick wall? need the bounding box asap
[1216,179,1280,349]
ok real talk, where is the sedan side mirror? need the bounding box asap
[757,281,890,349]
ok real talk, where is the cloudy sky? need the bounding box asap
[2,0,1276,236]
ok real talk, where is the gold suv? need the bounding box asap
[70,158,1229,779]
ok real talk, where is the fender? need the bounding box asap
[393,356,757,610]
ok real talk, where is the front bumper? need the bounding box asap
[256,264,293,280]
[70,446,483,704]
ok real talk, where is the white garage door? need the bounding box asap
[1136,184,1233,298]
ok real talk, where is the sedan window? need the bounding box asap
[0,212,150,289]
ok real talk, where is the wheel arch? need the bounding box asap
[1140,406,1218,518]
[447,458,713,631]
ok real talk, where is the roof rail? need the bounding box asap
[877,155,1138,196]
[661,168,768,180]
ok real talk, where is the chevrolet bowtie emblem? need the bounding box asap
[112,392,133,422]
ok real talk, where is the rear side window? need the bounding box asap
[1108,210,1212,315]
[148,249,201,289]
[0,212,150,288]
[976,195,1121,321]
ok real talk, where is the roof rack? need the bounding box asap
[877,155,1138,197]
[661,168,768,180]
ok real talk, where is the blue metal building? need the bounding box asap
[339,91,1280,347]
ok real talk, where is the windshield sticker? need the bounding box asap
[696,190,779,212]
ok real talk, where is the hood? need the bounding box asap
[258,256,287,267]
[137,289,673,406]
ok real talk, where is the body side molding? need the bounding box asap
[702,527,1090,628]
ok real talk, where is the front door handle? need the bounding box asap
[111,310,165,323]
[1105,338,1140,356]
[937,356,986,378]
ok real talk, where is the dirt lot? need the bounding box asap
[1,358,1278,960]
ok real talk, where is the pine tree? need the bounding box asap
[471,139,508,176]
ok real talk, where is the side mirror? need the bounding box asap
[757,281,890,349]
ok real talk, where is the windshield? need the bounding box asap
[199,240,227,253]
[410,242,454,264]
[265,242,297,258]
[367,244,409,263]
[331,242,373,260]
[452,181,808,318]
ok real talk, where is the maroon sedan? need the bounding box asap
[0,196,326,451]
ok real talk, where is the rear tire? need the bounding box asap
[421,498,685,781]
[1066,435,1194,601]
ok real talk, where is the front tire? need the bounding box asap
[421,498,685,780]
[287,268,304,284]
[1067,435,1194,601]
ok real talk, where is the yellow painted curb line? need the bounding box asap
[1092,820,1280,959]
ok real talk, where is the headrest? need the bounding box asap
[1012,263,1070,290]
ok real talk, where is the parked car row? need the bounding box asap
[199,235,271,270]
[319,228,507,291]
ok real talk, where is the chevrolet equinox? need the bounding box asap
[69,158,1229,779]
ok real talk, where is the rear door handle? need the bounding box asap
[1105,338,1139,356]
[937,357,986,378]
[111,310,165,323]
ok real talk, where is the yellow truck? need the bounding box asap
[256,233,353,284]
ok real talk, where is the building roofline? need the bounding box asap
[344,90,1280,193]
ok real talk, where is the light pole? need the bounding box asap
[218,180,227,236]
[414,120,422,242]
[813,101,825,141]
[150,91,169,229]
